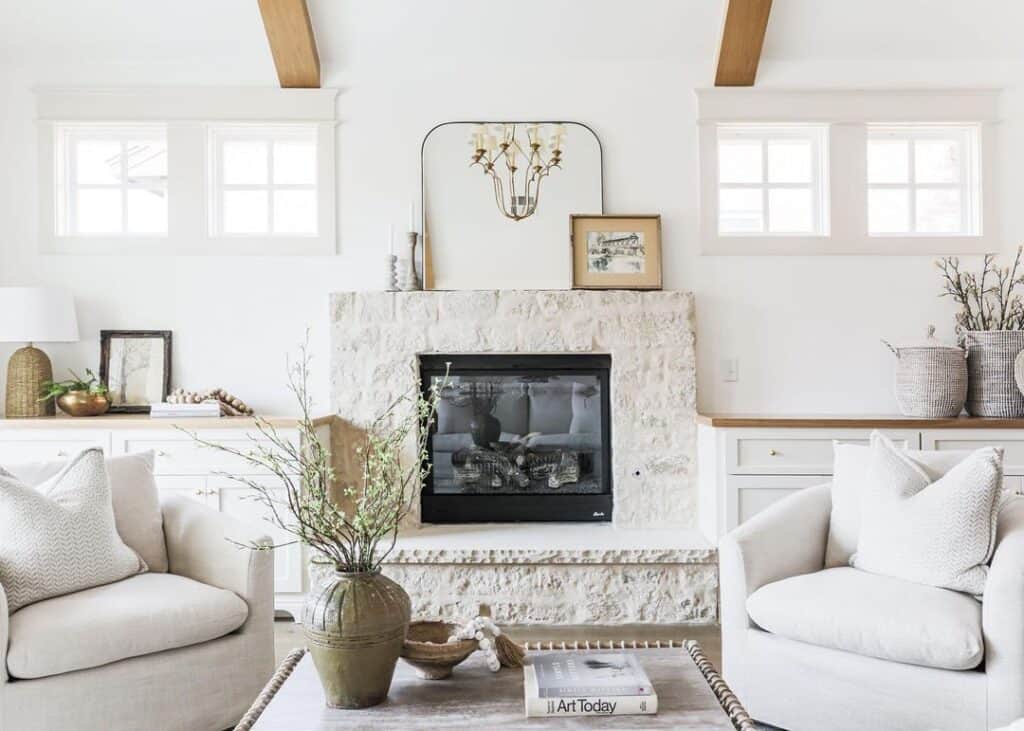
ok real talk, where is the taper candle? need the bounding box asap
[387,224,394,256]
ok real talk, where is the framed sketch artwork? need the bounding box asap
[570,214,662,289]
[99,330,172,413]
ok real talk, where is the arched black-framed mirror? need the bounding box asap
[420,121,604,290]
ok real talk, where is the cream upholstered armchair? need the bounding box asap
[0,496,275,731]
[720,484,1024,731]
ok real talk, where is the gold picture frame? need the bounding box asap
[570,214,662,290]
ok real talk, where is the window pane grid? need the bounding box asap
[867,125,977,236]
[717,125,826,236]
[60,129,168,236]
[210,127,318,237]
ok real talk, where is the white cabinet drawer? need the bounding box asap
[1002,476,1024,497]
[121,438,279,475]
[738,488,803,523]
[922,430,1024,475]
[728,429,918,475]
[729,474,827,526]
[155,475,210,505]
[0,436,107,465]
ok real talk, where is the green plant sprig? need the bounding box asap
[39,369,109,402]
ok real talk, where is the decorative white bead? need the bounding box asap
[445,614,509,673]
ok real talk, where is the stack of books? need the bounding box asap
[149,402,222,419]
[524,652,658,718]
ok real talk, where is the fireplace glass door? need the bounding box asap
[420,354,612,523]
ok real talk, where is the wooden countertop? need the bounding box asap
[696,414,1024,429]
[0,414,335,429]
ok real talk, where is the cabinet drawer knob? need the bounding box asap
[194,489,204,496]
[768,449,778,457]
[156,450,167,457]
[206,489,217,496]
[56,450,68,457]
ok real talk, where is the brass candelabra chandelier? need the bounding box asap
[469,123,565,221]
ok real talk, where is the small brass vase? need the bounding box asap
[302,569,411,709]
[56,391,111,417]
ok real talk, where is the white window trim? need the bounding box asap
[697,88,1001,256]
[36,87,338,256]
[716,124,829,237]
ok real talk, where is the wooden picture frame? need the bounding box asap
[570,214,662,290]
[99,330,172,413]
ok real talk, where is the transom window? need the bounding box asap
[867,125,980,236]
[56,125,168,236]
[209,125,318,236]
[716,124,829,236]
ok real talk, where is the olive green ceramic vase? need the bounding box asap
[301,569,412,709]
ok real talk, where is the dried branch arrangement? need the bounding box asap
[937,246,1024,332]
[186,342,446,573]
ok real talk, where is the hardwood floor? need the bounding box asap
[275,620,722,668]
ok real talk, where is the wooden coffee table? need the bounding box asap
[237,640,755,730]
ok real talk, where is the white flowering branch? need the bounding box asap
[184,338,447,573]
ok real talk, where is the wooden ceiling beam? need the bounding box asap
[257,0,321,88]
[714,0,773,86]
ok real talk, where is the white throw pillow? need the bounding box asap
[851,432,1002,596]
[0,448,146,613]
[4,452,168,572]
[826,442,973,568]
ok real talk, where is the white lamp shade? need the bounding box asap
[0,287,80,343]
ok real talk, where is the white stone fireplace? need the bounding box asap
[329,289,716,623]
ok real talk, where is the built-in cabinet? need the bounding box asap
[697,416,1024,542]
[0,415,332,619]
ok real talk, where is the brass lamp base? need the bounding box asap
[5,344,55,418]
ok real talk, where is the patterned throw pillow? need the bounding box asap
[852,432,1002,596]
[4,451,168,572]
[0,448,146,613]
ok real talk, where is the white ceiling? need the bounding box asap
[0,0,1021,78]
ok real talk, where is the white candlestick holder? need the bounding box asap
[385,254,398,291]
[397,232,422,291]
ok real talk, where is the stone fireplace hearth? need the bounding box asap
[328,289,716,623]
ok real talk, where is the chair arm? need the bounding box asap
[161,495,275,635]
[0,580,8,684]
[719,483,832,610]
[719,484,831,689]
[983,496,1024,728]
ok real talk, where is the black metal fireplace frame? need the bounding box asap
[419,353,613,523]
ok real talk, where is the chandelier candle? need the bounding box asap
[469,122,565,221]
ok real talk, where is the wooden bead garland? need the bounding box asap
[167,387,254,416]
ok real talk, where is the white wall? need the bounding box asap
[2,9,1023,416]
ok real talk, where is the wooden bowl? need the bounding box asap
[400,621,478,680]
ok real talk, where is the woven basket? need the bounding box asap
[883,327,967,418]
[964,330,1024,417]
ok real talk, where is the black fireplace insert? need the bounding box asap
[420,353,612,523]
